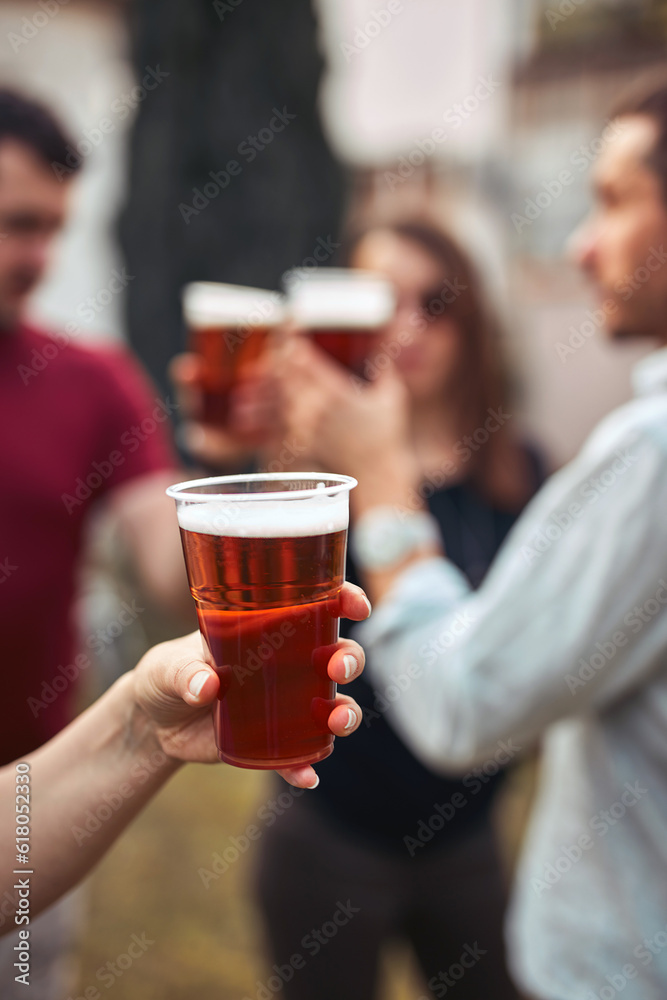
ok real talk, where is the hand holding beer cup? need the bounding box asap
[275,267,419,488]
[274,334,417,489]
[131,581,369,788]
[170,350,283,468]
[167,473,367,778]
[172,282,287,467]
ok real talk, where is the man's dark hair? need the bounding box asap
[0,88,79,174]
[611,70,667,201]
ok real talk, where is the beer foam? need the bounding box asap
[176,497,349,538]
[183,282,285,328]
[286,270,395,329]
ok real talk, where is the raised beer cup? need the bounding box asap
[166,473,357,769]
[182,282,286,428]
[283,268,395,380]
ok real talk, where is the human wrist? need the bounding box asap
[351,448,423,517]
[351,504,442,571]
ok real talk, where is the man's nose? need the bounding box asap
[567,214,598,274]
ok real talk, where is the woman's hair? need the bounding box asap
[343,218,533,510]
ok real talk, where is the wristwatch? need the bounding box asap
[350,505,441,571]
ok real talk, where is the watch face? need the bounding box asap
[376,522,411,564]
[353,509,440,571]
[354,510,418,569]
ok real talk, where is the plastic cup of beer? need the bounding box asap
[166,473,357,769]
[283,268,395,379]
[182,282,286,427]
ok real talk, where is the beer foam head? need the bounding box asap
[176,496,349,538]
[183,282,286,329]
[285,269,395,330]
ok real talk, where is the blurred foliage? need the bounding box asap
[538,0,667,51]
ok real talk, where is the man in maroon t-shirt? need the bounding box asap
[0,90,188,770]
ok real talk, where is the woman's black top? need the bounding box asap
[304,450,544,856]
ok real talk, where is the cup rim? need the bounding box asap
[166,472,357,503]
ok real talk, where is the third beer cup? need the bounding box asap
[284,268,395,379]
[182,281,285,427]
[167,473,357,769]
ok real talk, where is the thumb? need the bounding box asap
[180,662,220,707]
[135,633,220,717]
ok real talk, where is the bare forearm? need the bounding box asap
[0,673,181,927]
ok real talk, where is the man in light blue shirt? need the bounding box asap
[277,75,667,1000]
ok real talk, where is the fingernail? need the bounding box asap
[344,709,357,731]
[343,654,357,680]
[306,774,320,789]
[188,670,209,698]
[362,596,372,618]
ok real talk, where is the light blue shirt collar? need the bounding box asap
[632,345,667,397]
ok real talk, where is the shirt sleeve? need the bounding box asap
[90,346,178,494]
[358,421,667,774]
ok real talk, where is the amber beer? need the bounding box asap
[284,269,395,379]
[182,282,285,427]
[166,474,356,769]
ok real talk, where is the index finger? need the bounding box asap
[332,582,372,621]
